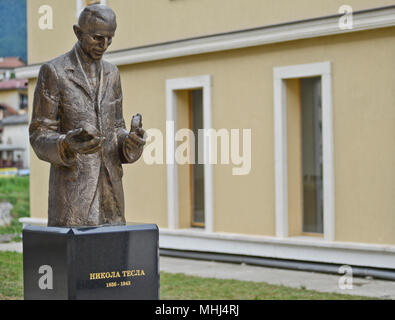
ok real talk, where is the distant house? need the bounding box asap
[0,57,28,113]
[0,113,29,169]
[0,57,29,170]
[0,57,25,82]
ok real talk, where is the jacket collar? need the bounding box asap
[65,44,111,103]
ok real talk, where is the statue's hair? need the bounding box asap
[78,4,116,29]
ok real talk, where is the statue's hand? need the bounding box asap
[124,114,146,153]
[125,127,146,153]
[64,127,105,155]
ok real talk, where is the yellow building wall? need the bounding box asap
[27,0,395,64]
[29,26,395,245]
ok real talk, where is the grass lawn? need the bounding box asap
[0,252,23,300]
[0,177,30,240]
[0,251,372,300]
[160,272,371,300]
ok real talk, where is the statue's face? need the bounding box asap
[76,18,116,61]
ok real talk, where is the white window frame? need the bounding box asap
[273,62,335,241]
[165,75,214,232]
[76,0,107,17]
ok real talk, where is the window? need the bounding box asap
[86,0,101,5]
[190,89,205,227]
[273,62,334,241]
[174,89,205,229]
[300,77,323,234]
[19,93,28,111]
[166,75,213,232]
[76,0,106,17]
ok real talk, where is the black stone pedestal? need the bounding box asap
[23,224,159,300]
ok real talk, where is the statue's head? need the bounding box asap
[73,4,117,61]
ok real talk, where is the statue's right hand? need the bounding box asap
[64,128,105,155]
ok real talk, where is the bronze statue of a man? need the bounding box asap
[30,5,145,227]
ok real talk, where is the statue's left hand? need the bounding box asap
[125,126,146,153]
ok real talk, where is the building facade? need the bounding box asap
[17,0,395,270]
[0,57,25,81]
[0,57,28,113]
[0,113,29,169]
[0,57,29,170]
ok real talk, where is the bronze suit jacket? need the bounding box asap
[30,45,142,227]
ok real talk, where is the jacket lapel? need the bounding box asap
[99,63,111,105]
[96,64,112,134]
[65,48,96,101]
[64,47,113,118]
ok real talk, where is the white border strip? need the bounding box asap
[16,6,395,79]
[273,62,334,241]
[165,75,214,232]
[19,217,47,228]
[159,228,395,270]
